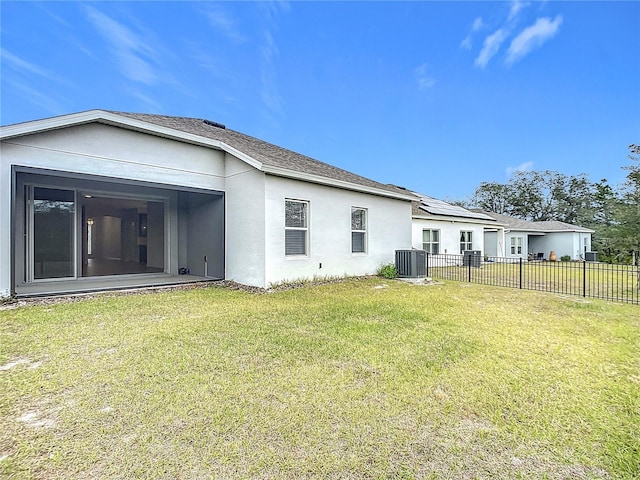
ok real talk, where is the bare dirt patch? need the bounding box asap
[0,357,31,372]
[0,277,378,310]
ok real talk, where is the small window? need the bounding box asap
[422,229,440,254]
[510,236,523,255]
[351,207,367,253]
[460,231,473,253]
[285,199,308,256]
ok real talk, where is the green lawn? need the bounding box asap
[1,279,638,479]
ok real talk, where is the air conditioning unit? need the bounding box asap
[395,250,426,278]
[463,250,482,267]
[585,251,598,262]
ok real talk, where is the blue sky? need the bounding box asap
[2,1,639,200]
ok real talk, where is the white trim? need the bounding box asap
[351,206,368,255]
[264,165,415,201]
[284,198,310,257]
[422,228,441,254]
[412,213,502,226]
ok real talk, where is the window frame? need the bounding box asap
[510,236,523,255]
[284,199,309,257]
[351,207,368,254]
[459,230,473,254]
[422,229,440,254]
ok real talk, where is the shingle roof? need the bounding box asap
[476,211,594,233]
[108,111,408,197]
[534,220,595,233]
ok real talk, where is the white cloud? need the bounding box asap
[203,5,246,43]
[1,48,54,78]
[260,1,291,26]
[474,29,508,68]
[260,30,284,119]
[460,17,484,50]
[84,5,159,85]
[4,77,66,115]
[506,15,563,65]
[506,161,534,176]
[128,89,164,112]
[255,2,290,123]
[415,64,436,90]
[508,1,529,22]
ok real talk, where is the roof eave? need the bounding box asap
[1,109,266,170]
[412,212,500,225]
[1,109,107,139]
[262,165,415,201]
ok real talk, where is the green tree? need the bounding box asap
[470,181,512,214]
[470,170,596,223]
[610,144,640,263]
[586,178,620,262]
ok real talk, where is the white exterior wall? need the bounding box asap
[504,231,530,259]
[264,176,411,287]
[578,232,592,258]
[224,154,267,287]
[0,152,11,297]
[411,218,486,255]
[1,123,226,190]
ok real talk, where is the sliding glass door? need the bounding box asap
[29,187,76,280]
[21,178,169,285]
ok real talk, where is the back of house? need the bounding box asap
[0,110,415,297]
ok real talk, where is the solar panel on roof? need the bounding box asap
[416,194,495,221]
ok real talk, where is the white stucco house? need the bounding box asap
[410,193,502,257]
[477,211,595,261]
[0,110,415,297]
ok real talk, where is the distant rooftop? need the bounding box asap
[475,211,595,233]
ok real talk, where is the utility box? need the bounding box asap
[463,250,482,267]
[585,251,598,262]
[395,250,426,278]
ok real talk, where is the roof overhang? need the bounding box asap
[504,229,547,235]
[1,110,259,161]
[412,212,502,225]
[2,110,414,202]
[264,164,417,200]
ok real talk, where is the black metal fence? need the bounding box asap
[425,253,640,305]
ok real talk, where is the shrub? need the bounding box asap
[560,255,571,262]
[378,263,398,279]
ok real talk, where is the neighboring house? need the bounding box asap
[0,110,415,297]
[477,211,595,261]
[410,193,502,257]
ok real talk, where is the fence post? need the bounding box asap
[468,255,472,283]
[519,257,523,289]
[426,252,429,277]
[583,259,587,297]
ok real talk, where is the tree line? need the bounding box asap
[458,144,640,264]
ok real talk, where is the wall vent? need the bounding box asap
[203,119,226,129]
